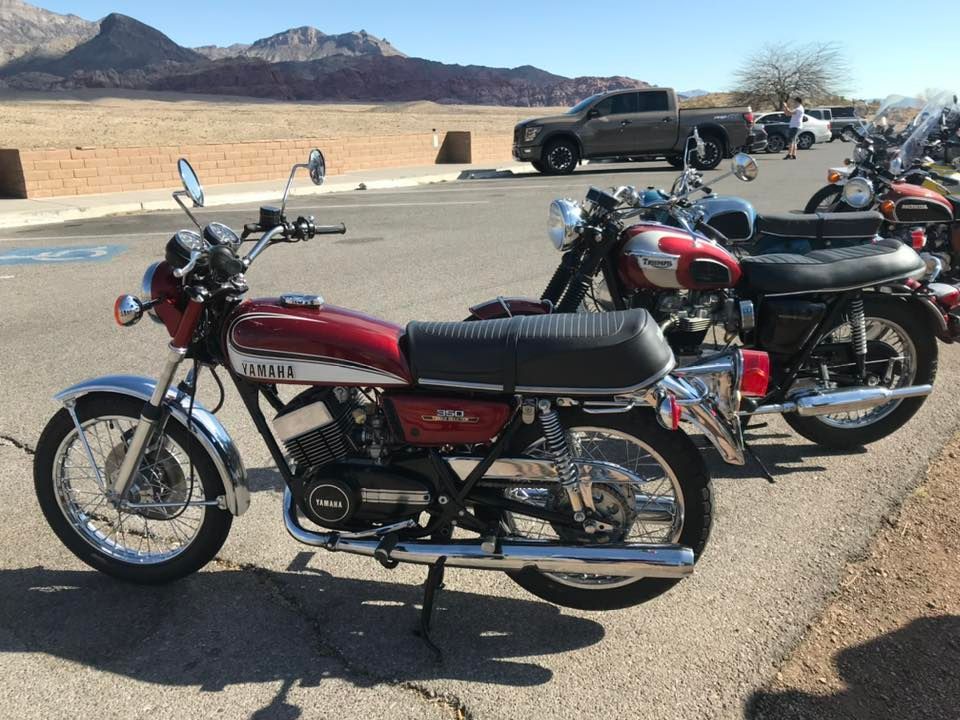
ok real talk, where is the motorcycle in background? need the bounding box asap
[34,150,769,652]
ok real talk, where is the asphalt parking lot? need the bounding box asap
[3,142,958,720]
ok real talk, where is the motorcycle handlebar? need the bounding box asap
[314,223,347,236]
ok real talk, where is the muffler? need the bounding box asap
[283,489,694,579]
[748,384,933,417]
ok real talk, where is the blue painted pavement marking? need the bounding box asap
[0,244,127,266]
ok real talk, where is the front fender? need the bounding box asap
[54,375,250,516]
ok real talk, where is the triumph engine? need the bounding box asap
[273,387,432,531]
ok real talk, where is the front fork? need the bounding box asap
[98,293,204,505]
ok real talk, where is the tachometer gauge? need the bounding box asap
[203,222,241,248]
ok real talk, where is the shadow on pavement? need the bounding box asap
[0,563,605,693]
[701,438,868,481]
[746,616,960,720]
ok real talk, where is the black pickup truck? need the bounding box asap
[513,87,755,174]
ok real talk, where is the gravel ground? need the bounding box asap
[748,432,960,719]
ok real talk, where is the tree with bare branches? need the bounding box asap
[732,42,851,110]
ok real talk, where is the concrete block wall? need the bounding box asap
[2,131,514,199]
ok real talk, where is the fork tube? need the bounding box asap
[109,293,203,500]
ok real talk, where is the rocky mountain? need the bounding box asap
[678,88,710,99]
[195,26,404,62]
[0,2,648,106]
[0,0,96,66]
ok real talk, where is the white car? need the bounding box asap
[755,111,833,149]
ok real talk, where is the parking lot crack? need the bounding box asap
[0,434,35,455]
[212,556,473,719]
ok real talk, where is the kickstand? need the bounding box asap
[746,442,776,484]
[414,557,447,662]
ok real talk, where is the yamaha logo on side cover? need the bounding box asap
[307,483,351,523]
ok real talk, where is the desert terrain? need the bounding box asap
[0,89,566,149]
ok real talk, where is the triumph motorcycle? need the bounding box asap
[35,151,773,651]
[469,152,942,452]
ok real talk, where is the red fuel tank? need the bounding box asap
[617,223,742,291]
[885,183,954,224]
[224,298,413,387]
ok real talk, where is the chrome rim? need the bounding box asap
[799,134,814,149]
[812,316,918,428]
[548,145,574,171]
[503,427,684,589]
[697,141,720,167]
[52,416,206,564]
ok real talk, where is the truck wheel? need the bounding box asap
[542,139,579,175]
[667,155,685,169]
[798,133,815,150]
[841,127,857,142]
[692,135,723,170]
[765,134,786,154]
[531,160,547,173]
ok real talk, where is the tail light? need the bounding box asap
[828,122,833,131]
[880,199,896,218]
[739,349,770,398]
[743,111,754,126]
[929,282,960,310]
[910,227,927,251]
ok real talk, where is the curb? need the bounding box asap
[0,166,523,230]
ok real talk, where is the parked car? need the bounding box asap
[746,125,768,153]
[512,87,754,173]
[754,111,830,151]
[808,108,837,140]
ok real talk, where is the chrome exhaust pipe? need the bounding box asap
[748,384,933,417]
[282,489,694,579]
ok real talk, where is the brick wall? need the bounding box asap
[2,132,514,199]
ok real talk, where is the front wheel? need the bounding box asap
[34,394,232,584]
[530,160,547,173]
[804,185,845,213]
[479,408,712,610]
[797,133,815,150]
[784,296,938,449]
[691,135,724,170]
[765,134,786,154]
[542,139,579,175]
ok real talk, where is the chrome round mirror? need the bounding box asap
[308,148,326,186]
[177,158,204,207]
[732,153,759,182]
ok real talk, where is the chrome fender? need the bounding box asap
[54,375,250,516]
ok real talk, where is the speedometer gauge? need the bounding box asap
[203,222,241,248]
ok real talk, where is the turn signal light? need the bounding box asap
[740,349,770,398]
[827,170,842,183]
[114,294,144,327]
[880,200,896,218]
[910,228,927,251]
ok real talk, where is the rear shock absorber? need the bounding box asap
[537,400,593,518]
[849,296,868,378]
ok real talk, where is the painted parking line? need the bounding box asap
[0,244,127,266]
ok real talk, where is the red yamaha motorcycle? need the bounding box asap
[34,150,764,648]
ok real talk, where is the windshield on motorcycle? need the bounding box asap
[890,91,957,174]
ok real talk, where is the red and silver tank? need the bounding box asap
[617,223,742,291]
[224,297,413,387]
[884,183,954,224]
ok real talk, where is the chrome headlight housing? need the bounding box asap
[853,144,869,163]
[524,126,542,143]
[842,177,874,209]
[548,199,584,251]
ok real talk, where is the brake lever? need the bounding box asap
[173,250,203,278]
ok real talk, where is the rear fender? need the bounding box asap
[467,296,553,320]
[54,375,250,515]
[878,286,952,343]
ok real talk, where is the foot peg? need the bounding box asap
[374,532,400,569]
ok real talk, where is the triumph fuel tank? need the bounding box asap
[224,298,413,387]
[618,223,742,290]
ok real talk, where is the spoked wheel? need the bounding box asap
[479,408,711,610]
[34,394,232,583]
[804,185,846,213]
[691,136,723,170]
[765,134,786,154]
[542,139,579,175]
[797,133,815,150]
[785,296,937,449]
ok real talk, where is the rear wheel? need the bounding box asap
[692,135,724,170]
[542,139,579,175]
[784,296,937,449]
[797,132,815,150]
[479,408,712,610]
[841,127,857,142]
[34,395,232,584]
[765,134,786,154]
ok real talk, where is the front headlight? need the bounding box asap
[852,145,868,163]
[842,177,874,209]
[524,126,542,143]
[548,199,584,251]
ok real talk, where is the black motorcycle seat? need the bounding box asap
[404,310,675,395]
[756,211,883,241]
[740,239,925,296]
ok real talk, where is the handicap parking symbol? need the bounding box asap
[0,244,126,266]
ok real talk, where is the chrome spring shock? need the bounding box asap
[537,400,591,517]
[849,297,868,376]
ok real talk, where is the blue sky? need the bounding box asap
[39,0,960,100]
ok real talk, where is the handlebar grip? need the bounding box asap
[314,224,347,235]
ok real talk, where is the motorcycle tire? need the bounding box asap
[784,296,938,449]
[478,407,712,611]
[804,185,845,213]
[34,394,233,584]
